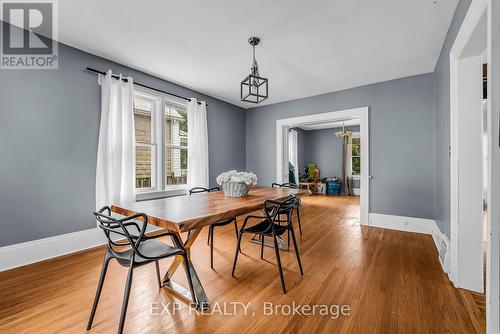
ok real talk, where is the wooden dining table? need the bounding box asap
[111,186,311,309]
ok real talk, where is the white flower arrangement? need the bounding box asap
[216,170,257,186]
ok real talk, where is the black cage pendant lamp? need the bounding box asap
[241,37,268,103]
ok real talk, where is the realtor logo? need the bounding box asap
[1,0,58,69]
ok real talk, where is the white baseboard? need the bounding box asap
[369,213,434,234]
[0,228,106,272]
[353,188,360,196]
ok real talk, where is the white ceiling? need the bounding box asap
[56,0,458,108]
[298,118,360,131]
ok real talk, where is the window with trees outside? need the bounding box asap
[164,104,188,187]
[134,89,188,194]
[351,135,361,176]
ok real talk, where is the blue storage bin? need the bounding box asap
[326,180,342,195]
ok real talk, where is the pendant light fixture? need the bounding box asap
[335,122,352,138]
[241,37,268,103]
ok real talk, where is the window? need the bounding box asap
[134,89,188,194]
[164,104,188,186]
[134,96,156,190]
[351,134,360,176]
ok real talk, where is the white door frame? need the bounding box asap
[275,106,369,226]
[488,0,500,333]
[450,0,499,332]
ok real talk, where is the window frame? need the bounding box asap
[133,86,189,200]
[133,91,160,194]
[351,132,361,178]
[164,104,189,190]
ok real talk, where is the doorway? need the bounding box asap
[449,0,498,331]
[276,106,369,225]
[450,0,487,294]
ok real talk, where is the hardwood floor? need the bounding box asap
[0,195,485,333]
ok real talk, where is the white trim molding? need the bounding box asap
[450,1,499,331]
[276,106,369,226]
[450,0,488,288]
[369,213,434,235]
[0,228,106,272]
[487,0,500,332]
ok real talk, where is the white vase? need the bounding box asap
[222,182,251,197]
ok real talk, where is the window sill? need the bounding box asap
[136,187,187,201]
[351,175,361,181]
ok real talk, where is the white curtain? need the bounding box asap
[288,129,299,184]
[343,135,353,195]
[345,136,353,178]
[95,70,136,209]
[187,98,209,189]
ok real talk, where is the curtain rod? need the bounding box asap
[86,67,205,106]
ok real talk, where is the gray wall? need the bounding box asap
[304,128,342,177]
[294,126,359,178]
[246,73,435,219]
[434,0,471,237]
[0,22,246,246]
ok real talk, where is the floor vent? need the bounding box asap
[432,226,450,273]
[438,239,447,266]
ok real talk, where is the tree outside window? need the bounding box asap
[352,137,361,175]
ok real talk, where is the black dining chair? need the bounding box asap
[271,182,303,236]
[87,206,196,334]
[231,196,303,293]
[189,187,238,269]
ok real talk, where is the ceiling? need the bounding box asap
[56,0,458,108]
[298,119,360,131]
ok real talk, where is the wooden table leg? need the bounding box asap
[161,228,210,309]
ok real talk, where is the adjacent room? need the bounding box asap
[0,0,499,333]
[291,121,361,195]
[287,119,363,223]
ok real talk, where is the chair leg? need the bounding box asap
[290,226,304,275]
[233,219,238,238]
[238,234,243,253]
[210,226,214,269]
[272,233,287,294]
[182,253,197,307]
[118,262,134,334]
[87,252,111,330]
[207,226,211,245]
[296,207,303,236]
[260,235,265,259]
[154,261,162,289]
[232,231,244,276]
